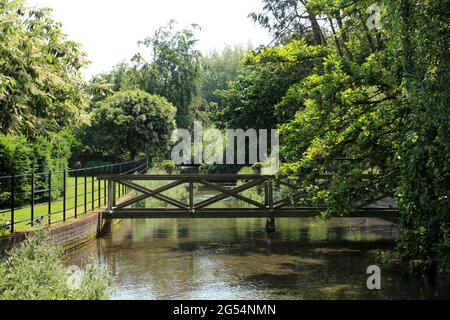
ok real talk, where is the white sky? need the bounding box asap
[26,0,271,79]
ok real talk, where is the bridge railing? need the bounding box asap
[98,174,399,219]
[0,157,148,234]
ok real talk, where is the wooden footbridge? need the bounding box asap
[98,174,398,224]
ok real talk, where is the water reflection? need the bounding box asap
[68,217,450,300]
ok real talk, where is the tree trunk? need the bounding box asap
[307,9,325,45]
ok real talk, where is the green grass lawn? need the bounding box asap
[0,176,126,234]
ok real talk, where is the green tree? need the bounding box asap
[200,45,248,105]
[80,89,176,161]
[249,0,326,45]
[208,0,449,279]
[0,0,89,138]
[89,21,202,130]
[389,0,450,279]
[214,39,323,129]
[89,62,141,105]
[133,20,202,129]
[274,0,449,279]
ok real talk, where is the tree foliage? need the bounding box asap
[249,0,326,45]
[200,45,248,106]
[214,39,323,129]
[217,0,449,278]
[0,0,89,138]
[91,21,202,129]
[135,20,201,129]
[278,0,449,278]
[79,89,176,161]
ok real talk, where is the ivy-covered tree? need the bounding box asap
[390,0,450,279]
[213,0,449,279]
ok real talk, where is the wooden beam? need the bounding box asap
[198,180,266,209]
[99,174,400,221]
[195,179,267,209]
[116,180,188,209]
[98,174,271,181]
[104,208,399,219]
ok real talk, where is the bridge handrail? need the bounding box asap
[98,174,274,180]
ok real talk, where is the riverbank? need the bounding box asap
[0,194,132,255]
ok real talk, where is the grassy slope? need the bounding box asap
[1,177,123,233]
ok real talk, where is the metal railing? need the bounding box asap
[0,157,149,234]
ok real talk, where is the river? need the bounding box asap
[67,209,450,299]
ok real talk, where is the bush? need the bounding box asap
[0,215,8,236]
[237,166,253,175]
[161,160,176,174]
[0,230,111,300]
[251,162,262,174]
[0,134,71,207]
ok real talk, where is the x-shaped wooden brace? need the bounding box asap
[195,178,268,210]
[113,180,188,210]
[198,180,267,209]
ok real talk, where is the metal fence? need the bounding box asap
[0,157,148,234]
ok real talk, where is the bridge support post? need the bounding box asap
[265,180,276,233]
[189,181,194,214]
[107,180,113,213]
[266,218,276,233]
[114,182,118,207]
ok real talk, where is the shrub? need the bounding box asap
[161,160,176,174]
[0,230,111,300]
[237,166,253,175]
[251,162,262,174]
[0,215,8,236]
[0,134,71,207]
